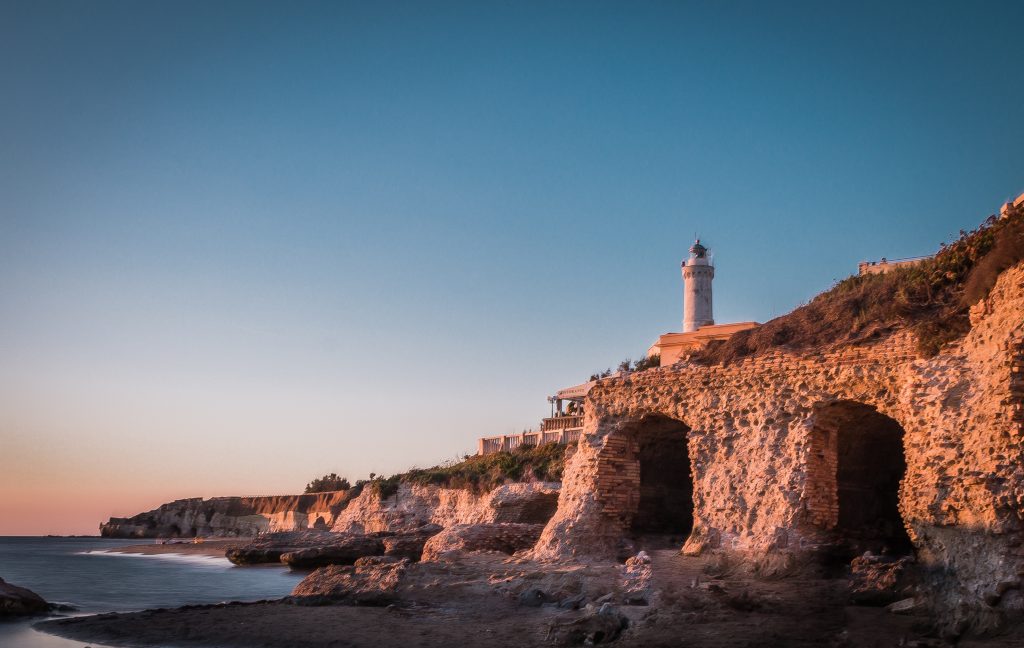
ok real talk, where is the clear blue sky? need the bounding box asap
[2,1,1022,534]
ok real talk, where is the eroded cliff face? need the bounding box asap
[332,482,560,534]
[100,482,561,539]
[100,491,356,538]
[533,262,1024,632]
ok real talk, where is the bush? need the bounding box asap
[304,473,351,494]
[368,443,567,498]
[589,354,660,381]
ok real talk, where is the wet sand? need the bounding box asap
[103,538,249,558]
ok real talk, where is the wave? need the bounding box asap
[77,549,233,567]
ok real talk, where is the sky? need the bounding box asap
[1,1,1023,535]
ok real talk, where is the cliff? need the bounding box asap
[100,491,356,538]
[332,481,560,534]
[100,481,561,539]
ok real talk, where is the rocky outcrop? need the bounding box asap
[281,535,386,569]
[102,481,560,540]
[0,578,50,618]
[333,482,560,534]
[290,559,409,605]
[225,530,341,565]
[533,261,1024,633]
[421,523,545,562]
[101,491,356,538]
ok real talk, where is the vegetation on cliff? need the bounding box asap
[590,354,660,380]
[368,443,567,499]
[304,473,351,494]
[692,205,1024,364]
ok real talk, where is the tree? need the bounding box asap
[304,473,351,493]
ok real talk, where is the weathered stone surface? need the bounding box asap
[225,530,342,565]
[101,491,355,538]
[533,262,1024,632]
[333,482,560,534]
[104,481,559,541]
[545,603,629,645]
[281,535,386,569]
[0,577,50,618]
[381,524,443,561]
[849,554,916,605]
[290,560,409,605]
[421,523,545,562]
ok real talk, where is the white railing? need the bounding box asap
[477,425,583,456]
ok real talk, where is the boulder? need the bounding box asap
[850,554,917,605]
[0,578,50,618]
[225,530,356,565]
[281,535,386,569]
[381,525,443,561]
[290,559,409,605]
[545,603,629,645]
[420,523,544,562]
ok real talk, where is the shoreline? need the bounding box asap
[37,550,1020,648]
[100,538,251,559]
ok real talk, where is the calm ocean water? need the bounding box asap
[0,536,303,648]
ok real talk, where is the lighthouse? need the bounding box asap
[682,239,714,332]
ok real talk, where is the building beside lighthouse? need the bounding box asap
[648,239,758,366]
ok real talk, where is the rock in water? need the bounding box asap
[0,578,50,618]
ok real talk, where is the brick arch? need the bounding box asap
[801,399,913,556]
[592,414,695,540]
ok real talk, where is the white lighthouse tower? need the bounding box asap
[682,239,714,332]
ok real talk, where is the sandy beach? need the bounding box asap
[103,538,251,559]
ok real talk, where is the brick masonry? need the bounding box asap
[533,261,1024,631]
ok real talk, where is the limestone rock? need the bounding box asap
[101,491,355,538]
[545,603,629,645]
[281,535,386,569]
[332,482,560,534]
[381,524,443,561]
[290,560,409,605]
[420,523,545,562]
[224,530,342,565]
[0,578,50,618]
[850,554,916,605]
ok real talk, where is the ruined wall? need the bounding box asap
[534,262,1024,629]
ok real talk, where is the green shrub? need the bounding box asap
[368,444,567,498]
[304,473,351,494]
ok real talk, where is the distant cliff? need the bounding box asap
[100,491,356,538]
[101,445,568,539]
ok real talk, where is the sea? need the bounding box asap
[0,536,304,648]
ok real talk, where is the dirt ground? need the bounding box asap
[37,549,1024,648]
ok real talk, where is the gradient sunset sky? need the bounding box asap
[2,1,1023,535]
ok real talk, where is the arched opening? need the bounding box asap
[626,415,694,538]
[806,401,912,556]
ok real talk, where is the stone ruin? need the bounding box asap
[532,261,1024,633]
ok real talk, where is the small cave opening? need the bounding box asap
[809,401,913,557]
[627,415,694,539]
